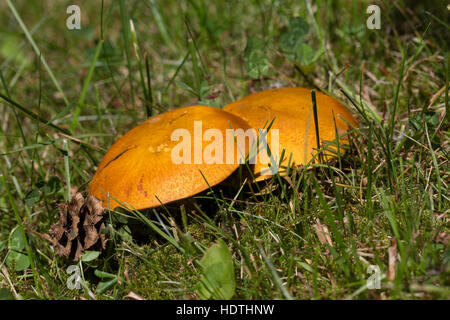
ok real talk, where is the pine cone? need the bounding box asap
[49,192,107,261]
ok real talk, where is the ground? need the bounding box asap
[0,0,448,300]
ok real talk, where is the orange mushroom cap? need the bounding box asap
[223,87,358,181]
[89,105,252,210]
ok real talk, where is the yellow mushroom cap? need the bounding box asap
[89,105,252,210]
[223,87,358,181]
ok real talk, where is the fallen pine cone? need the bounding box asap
[49,192,107,261]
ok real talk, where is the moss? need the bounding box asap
[126,244,199,299]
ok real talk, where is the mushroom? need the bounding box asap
[89,105,252,210]
[222,87,358,181]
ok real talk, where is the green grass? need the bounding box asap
[0,0,448,300]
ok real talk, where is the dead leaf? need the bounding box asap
[436,232,450,247]
[313,218,333,248]
[251,182,278,196]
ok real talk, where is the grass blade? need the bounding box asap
[7,0,68,106]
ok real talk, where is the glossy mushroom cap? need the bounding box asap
[89,105,252,210]
[223,87,358,181]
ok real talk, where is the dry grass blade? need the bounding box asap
[388,241,398,281]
